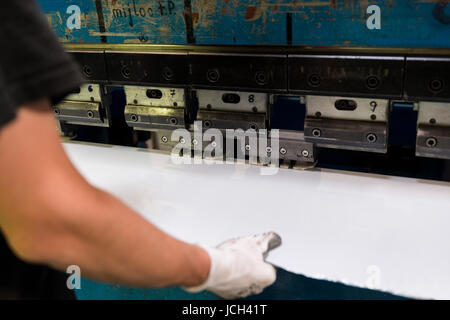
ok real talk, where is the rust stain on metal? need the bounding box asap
[359,0,369,19]
[192,0,217,28]
[191,12,199,24]
[245,5,260,21]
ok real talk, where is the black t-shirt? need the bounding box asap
[0,1,83,299]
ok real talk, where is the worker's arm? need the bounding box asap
[0,98,210,288]
[0,99,280,297]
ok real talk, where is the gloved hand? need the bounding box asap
[184,232,282,299]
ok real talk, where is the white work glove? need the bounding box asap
[184,232,282,299]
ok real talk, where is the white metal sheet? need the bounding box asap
[63,141,450,299]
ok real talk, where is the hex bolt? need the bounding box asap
[162,66,174,81]
[83,65,93,77]
[161,136,168,143]
[429,79,444,93]
[121,65,131,79]
[307,74,321,87]
[312,128,321,137]
[366,76,380,89]
[130,114,138,122]
[87,110,94,118]
[301,149,310,157]
[279,147,287,155]
[366,133,377,143]
[206,69,220,83]
[426,137,437,148]
[255,71,268,85]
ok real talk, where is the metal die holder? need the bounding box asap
[196,109,266,132]
[416,101,450,159]
[124,85,186,131]
[278,130,316,163]
[197,89,268,113]
[53,84,110,127]
[304,95,389,153]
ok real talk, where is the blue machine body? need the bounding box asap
[37,0,449,300]
[40,0,450,47]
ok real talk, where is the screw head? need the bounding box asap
[206,69,220,83]
[301,149,309,157]
[192,139,198,146]
[366,133,377,143]
[161,136,168,143]
[255,71,269,85]
[312,128,321,137]
[425,137,437,148]
[130,114,138,122]
[279,147,287,155]
[211,141,217,148]
[366,76,380,89]
[83,65,93,77]
[245,144,251,151]
[179,138,186,144]
[265,146,272,153]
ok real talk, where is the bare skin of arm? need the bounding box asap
[0,98,210,288]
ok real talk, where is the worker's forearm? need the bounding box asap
[42,185,210,288]
[0,100,210,288]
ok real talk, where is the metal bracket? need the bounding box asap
[304,95,389,153]
[197,89,268,113]
[124,85,186,131]
[416,101,450,159]
[54,84,111,127]
[196,110,266,131]
[278,130,316,163]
